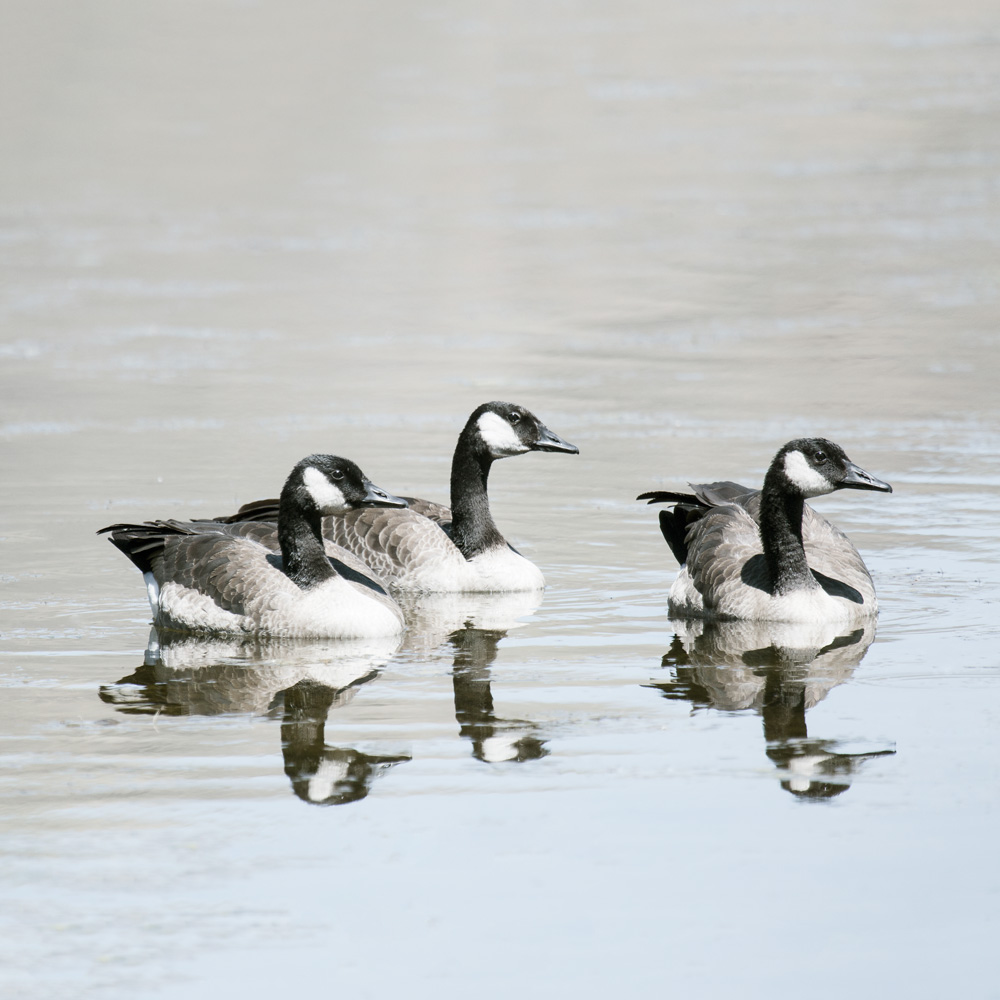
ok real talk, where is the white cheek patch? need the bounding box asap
[302,466,349,513]
[306,758,353,802]
[783,450,833,497]
[477,411,528,457]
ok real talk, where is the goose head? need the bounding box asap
[771,438,893,499]
[466,401,579,460]
[284,454,408,516]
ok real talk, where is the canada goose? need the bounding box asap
[221,402,579,593]
[651,618,893,798]
[100,455,408,638]
[637,438,892,623]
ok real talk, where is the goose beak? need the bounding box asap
[361,482,409,508]
[838,462,892,493]
[531,424,579,455]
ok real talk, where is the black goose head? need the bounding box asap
[770,438,893,499]
[464,401,579,460]
[283,454,408,516]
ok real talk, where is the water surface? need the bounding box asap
[1,1,999,997]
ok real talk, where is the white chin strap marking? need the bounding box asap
[302,466,349,513]
[783,450,833,497]
[307,758,353,802]
[477,411,528,457]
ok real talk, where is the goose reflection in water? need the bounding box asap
[278,678,409,805]
[450,627,548,763]
[99,629,409,805]
[398,591,549,764]
[648,619,895,798]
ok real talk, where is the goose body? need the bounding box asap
[220,402,579,593]
[325,504,549,593]
[101,456,408,638]
[638,439,892,623]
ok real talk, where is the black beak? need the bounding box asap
[531,423,579,455]
[361,482,409,508]
[838,462,892,494]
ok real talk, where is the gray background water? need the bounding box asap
[2,1,998,997]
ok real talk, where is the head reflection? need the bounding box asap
[649,620,894,798]
[395,591,549,764]
[278,679,409,806]
[450,628,548,763]
[99,629,408,805]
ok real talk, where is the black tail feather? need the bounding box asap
[637,491,710,566]
[636,490,699,506]
[99,522,180,574]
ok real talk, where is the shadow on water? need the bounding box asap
[647,619,895,799]
[99,629,410,805]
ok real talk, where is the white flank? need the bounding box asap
[783,450,833,498]
[477,411,528,457]
[302,466,349,513]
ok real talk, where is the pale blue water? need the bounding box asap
[2,1,999,997]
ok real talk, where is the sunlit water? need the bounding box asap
[2,1,999,997]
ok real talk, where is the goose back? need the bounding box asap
[207,403,578,594]
[324,504,544,593]
[663,487,878,621]
[101,455,407,638]
[104,521,405,639]
[639,439,890,623]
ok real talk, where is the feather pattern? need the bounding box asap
[101,455,408,638]
[203,402,578,593]
[638,439,891,623]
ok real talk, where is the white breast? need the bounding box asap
[255,576,404,638]
[669,571,876,624]
[463,546,545,593]
[764,588,875,623]
[388,544,545,594]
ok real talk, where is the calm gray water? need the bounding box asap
[2,1,999,997]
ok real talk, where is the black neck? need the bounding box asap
[449,430,506,559]
[759,472,816,595]
[277,490,337,589]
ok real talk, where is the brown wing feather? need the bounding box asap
[399,496,453,528]
[325,506,461,584]
[682,503,768,615]
[150,532,297,619]
[680,492,876,614]
[801,506,876,601]
[150,518,393,595]
[207,494,454,531]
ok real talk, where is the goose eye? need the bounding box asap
[330,468,345,481]
[813,451,826,464]
[508,412,521,425]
